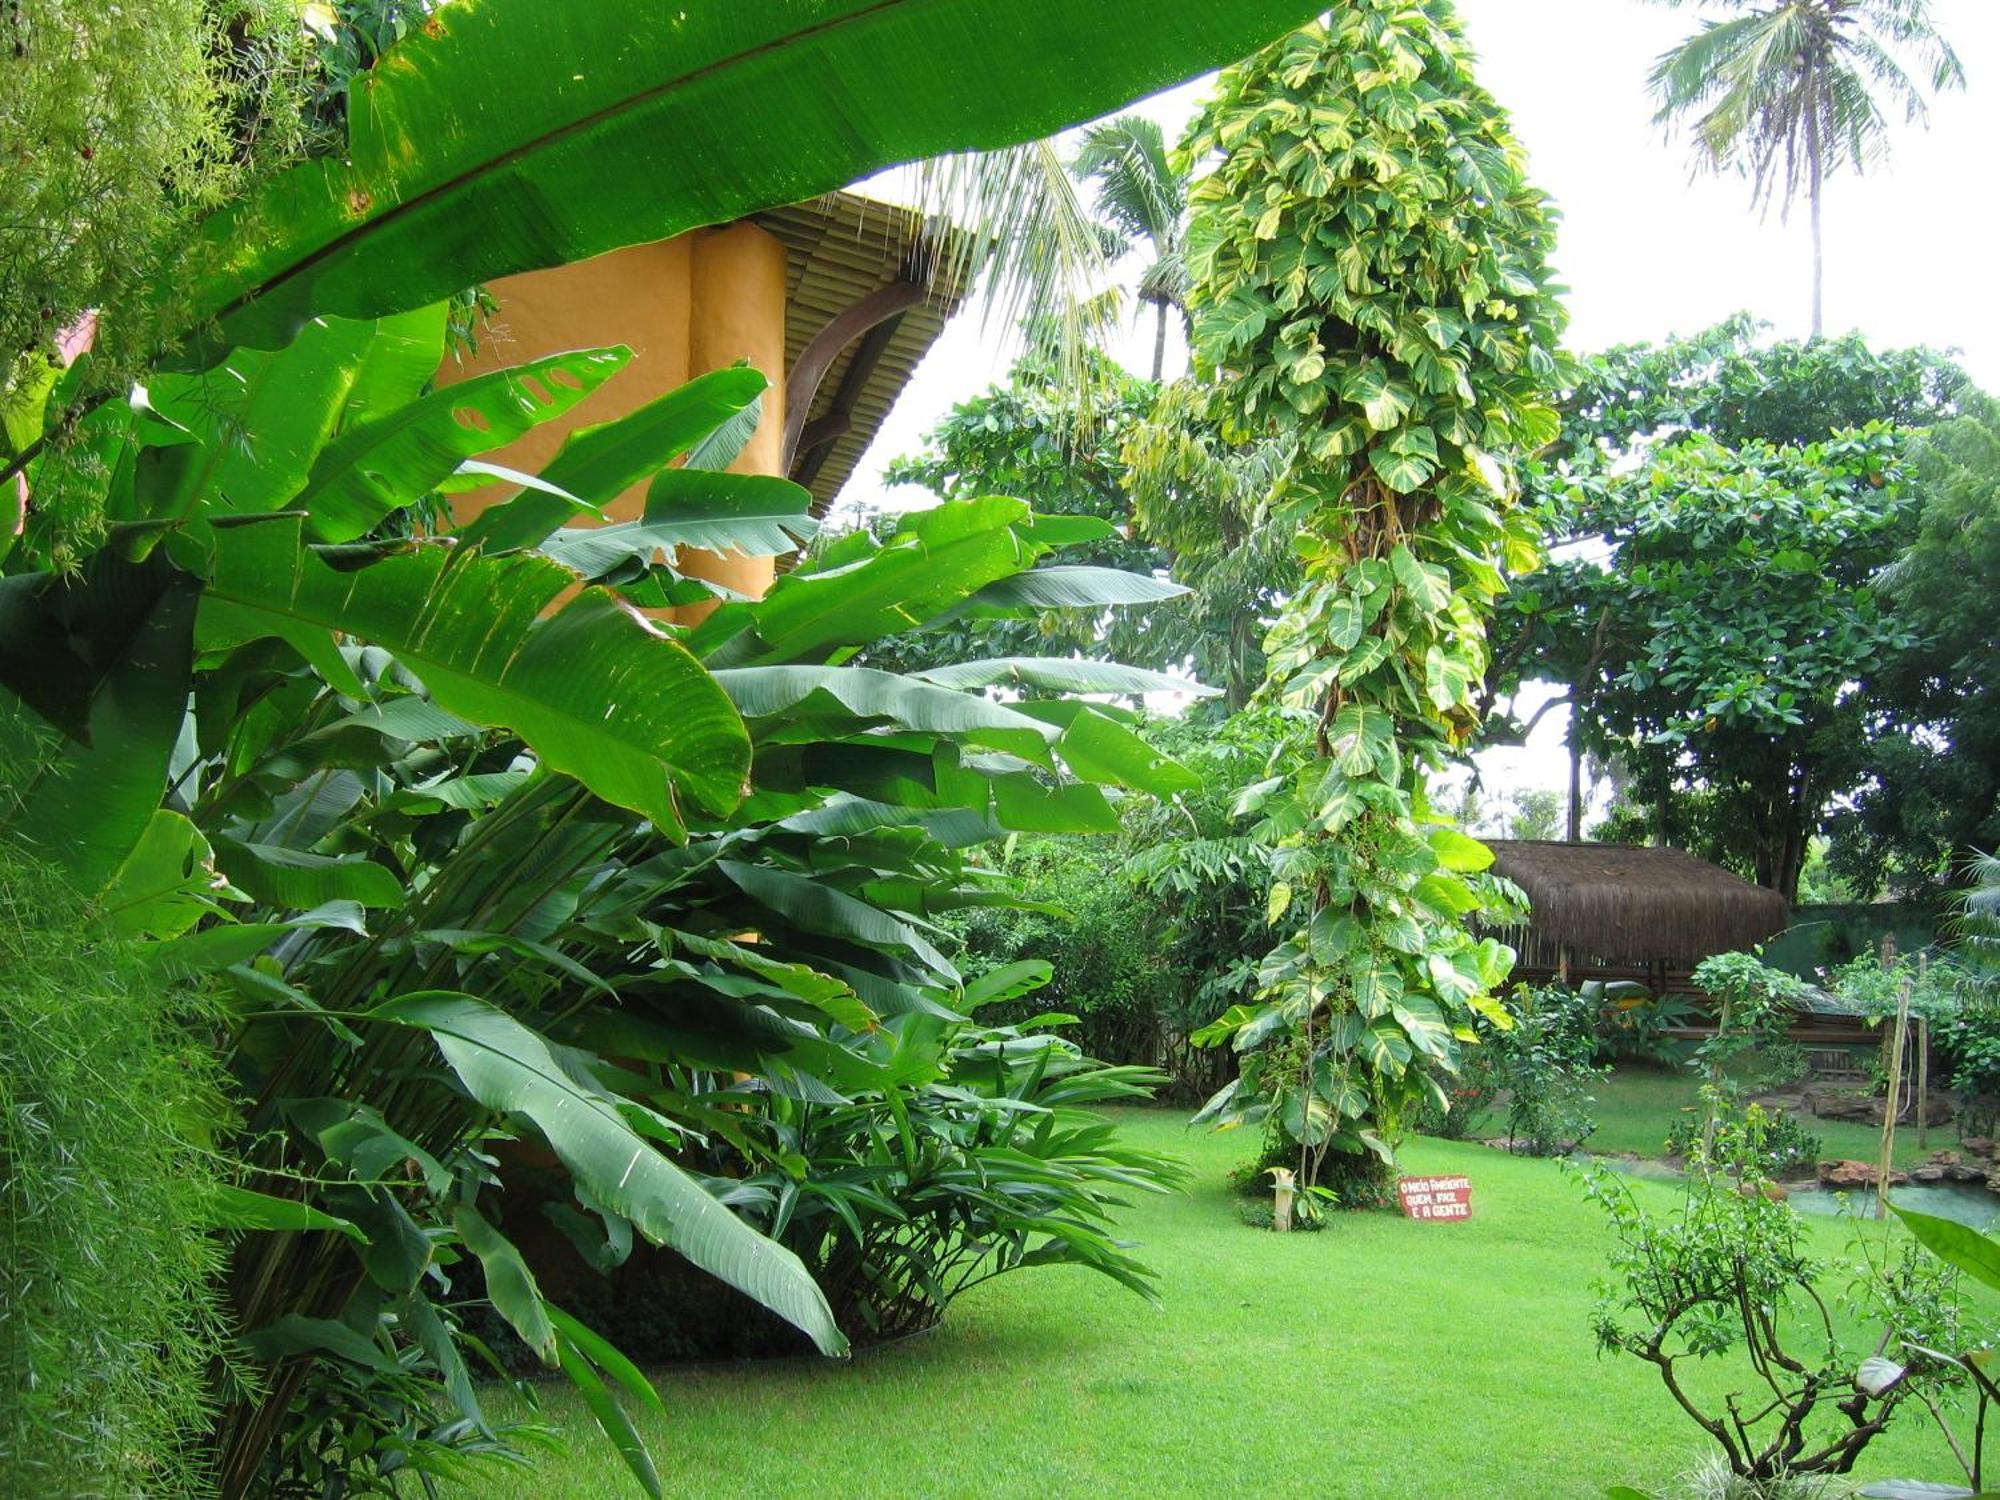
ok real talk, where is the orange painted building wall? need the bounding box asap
[437,223,788,605]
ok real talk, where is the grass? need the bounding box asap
[1588,1062,1959,1169]
[457,1107,1974,1500]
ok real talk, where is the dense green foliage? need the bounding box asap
[872,351,1177,676]
[1453,984,1605,1155]
[1497,321,1976,900]
[958,713,1294,1098]
[1179,0,1567,1180]
[0,843,237,1497]
[0,0,312,388]
[732,1019,1185,1342]
[0,0,1327,1491]
[1841,409,2000,897]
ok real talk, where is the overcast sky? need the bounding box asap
[837,0,2000,820]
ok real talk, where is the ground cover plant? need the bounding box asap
[441,1110,1982,1499]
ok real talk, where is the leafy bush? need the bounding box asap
[955,710,1292,1102]
[1593,984,1702,1067]
[732,1017,1185,1343]
[1935,1008,2000,1136]
[0,843,238,1497]
[1460,984,1605,1155]
[1692,951,1813,1091]
[1227,1127,1399,1213]
[956,836,1173,1071]
[1664,1105,1823,1177]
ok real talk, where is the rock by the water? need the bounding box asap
[1913,1166,1947,1184]
[1817,1159,1910,1190]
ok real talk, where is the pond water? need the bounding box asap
[1572,1152,2000,1231]
[1784,1181,2000,1232]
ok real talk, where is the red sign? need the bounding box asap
[1397,1174,1473,1222]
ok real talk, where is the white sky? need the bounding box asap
[835,0,2000,821]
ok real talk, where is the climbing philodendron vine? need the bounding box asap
[1184,2,1569,1178]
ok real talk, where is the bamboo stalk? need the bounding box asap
[1917,1000,1930,1153]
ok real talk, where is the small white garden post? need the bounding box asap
[1268,1167,1296,1232]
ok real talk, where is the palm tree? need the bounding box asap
[1955,848,2000,986]
[1073,114,1189,380]
[1647,0,1964,337]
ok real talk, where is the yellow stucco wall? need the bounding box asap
[437,223,787,608]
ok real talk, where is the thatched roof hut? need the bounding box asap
[1484,840,1789,981]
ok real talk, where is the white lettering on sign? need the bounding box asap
[1396,1174,1473,1222]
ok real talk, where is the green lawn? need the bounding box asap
[1588,1063,1958,1169]
[458,1108,1971,1500]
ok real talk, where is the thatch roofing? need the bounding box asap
[754,193,972,516]
[1484,840,1790,969]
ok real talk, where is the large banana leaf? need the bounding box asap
[715,665,1055,761]
[0,555,198,890]
[914,657,1217,698]
[299,347,631,542]
[693,497,1037,667]
[374,992,846,1356]
[961,565,1191,613]
[459,367,768,554]
[160,0,1326,359]
[540,470,817,579]
[188,520,747,838]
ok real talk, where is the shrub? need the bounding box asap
[956,836,1171,1071]
[0,844,238,1497]
[1228,1127,1399,1213]
[1452,984,1605,1155]
[1937,1009,2000,1136]
[1689,953,1813,1133]
[1578,1113,1951,1482]
[1665,1105,1823,1177]
[1593,985,1702,1067]
[729,1019,1187,1344]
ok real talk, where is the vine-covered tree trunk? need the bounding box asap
[1183,2,1569,1162]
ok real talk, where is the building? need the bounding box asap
[438,191,971,602]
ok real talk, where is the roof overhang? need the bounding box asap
[754,192,973,516]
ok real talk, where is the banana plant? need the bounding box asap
[2,289,1206,1493]
[0,1,1333,1489]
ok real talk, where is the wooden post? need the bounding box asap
[1877,970,1913,1220]
[1917,1015,1930,1152]
[1916,953,1931,1151]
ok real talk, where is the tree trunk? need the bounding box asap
[1151,298,1168,383]
[1807,91,1825,338]
[1567,716,1583,842]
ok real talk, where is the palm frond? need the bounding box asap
[906,140,1118,401]
[1953,849,2000,977]
[1074,115,1186,253]
[1650,0,1964,212]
